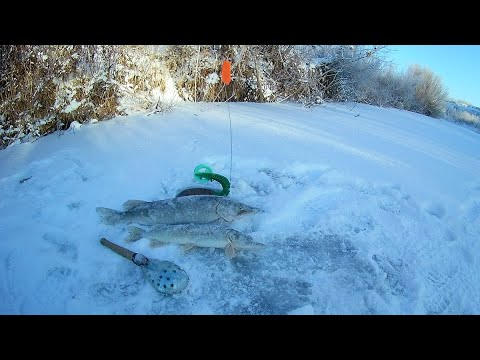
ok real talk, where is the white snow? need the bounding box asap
[287,304,315,315]
[1,101,479,314]
[68,121,82,131]
[206,73,220,85]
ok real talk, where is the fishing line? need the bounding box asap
[227,99,233,183]
[225,48,246,184]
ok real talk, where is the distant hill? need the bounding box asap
[445,100,480,131]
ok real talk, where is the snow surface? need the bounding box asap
[1,102,479,314]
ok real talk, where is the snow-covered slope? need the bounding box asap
[1,102,479,314]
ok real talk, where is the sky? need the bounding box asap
[1,101,480,314]
[386,45,480,107]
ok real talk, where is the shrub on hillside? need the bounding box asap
[445,103,480,129]
[0,45,121,147]
[163,45,338,106]
[406,64,448,118]
[0,45,175,148]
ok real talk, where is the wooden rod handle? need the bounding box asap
[100,238,136,262]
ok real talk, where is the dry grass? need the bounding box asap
[0,45,454,148]
[0,45,123,147]
[446,107,480,130]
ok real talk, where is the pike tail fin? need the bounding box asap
[96,207,122,225]
[125,226,146,243]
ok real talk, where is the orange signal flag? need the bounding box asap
[221,60,231,85]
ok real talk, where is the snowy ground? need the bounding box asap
[1,101,479,314]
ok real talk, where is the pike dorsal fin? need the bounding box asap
[122,200,148,211]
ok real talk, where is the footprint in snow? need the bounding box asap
[21,266,78,314]
[42,232,79,261]
[424,202,446,219]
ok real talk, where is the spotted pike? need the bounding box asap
[125,223,266,258]
[96,195,261,226]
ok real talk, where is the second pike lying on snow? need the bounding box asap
[96,195,261,226]
[126,223,266,258]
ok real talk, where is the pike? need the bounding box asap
[96,195,261,226]
[125,223,266,258]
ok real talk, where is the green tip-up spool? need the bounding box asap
[194,164,213,183]
[193,164,230,196]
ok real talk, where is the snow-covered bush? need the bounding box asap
[0,45,179,147]
[304,46,448,119]
[307,45,389,103]
[0,45,452,148]
[445,101,480,129]
[405,64,448,118]
[0,45,121,148]
[162,45,341,106]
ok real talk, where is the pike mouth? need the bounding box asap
[239,208,259,215]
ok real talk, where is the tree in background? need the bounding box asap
[407,64,448,118]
